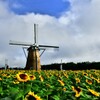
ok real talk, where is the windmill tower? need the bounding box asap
[5,59,9,70]
[9,24,59,70]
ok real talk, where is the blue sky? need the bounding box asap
[7,0,70,17]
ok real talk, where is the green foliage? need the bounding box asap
[0,70,100,100]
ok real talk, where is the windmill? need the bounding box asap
[9,24,59,70]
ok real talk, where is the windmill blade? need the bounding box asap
[34,24,36,44]
[39,45,59,48]
[22,47,28,59]
[34,24,38,45]
[9,40,33,46]
[40,49,46,57]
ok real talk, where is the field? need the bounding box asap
[0,69,100,100]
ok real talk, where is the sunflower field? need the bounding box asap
[0,69,100,100]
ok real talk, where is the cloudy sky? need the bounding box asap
[0,0,100,68]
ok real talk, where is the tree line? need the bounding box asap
[41,61,100,70]
[0,61,100,70]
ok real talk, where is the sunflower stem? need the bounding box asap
[22,82,24,92]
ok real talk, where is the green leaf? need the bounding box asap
[0,87,3,93]
[24,85,31,95]
[15,92,23,100]
[84,76,92,80]
[11,91,23,100]
[0,97,12,100]
[9,87,19,95]
[52,95,60,100]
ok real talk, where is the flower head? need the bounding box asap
[13,80,20,84]
[58,79,65,86]
[39,75,44,82]
[83,72,88,76]
[75,78,80,83]
[88,89,100,97]
[16,73,30,82]
[86,79,92,85]
[25,91,42,100]
[0,77,2,81]
[63,88,66,91]
[30,75,36,80]
[72,86,82,97]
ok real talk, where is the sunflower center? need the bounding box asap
[19,74,28,80]
[88,80,92,83]
[30,76,35,79]
[75,87,81,93]
[28,95,36,100]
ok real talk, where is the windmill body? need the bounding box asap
[25,46,41,70]
[9,24,59,70]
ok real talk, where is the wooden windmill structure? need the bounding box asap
[9,24,59,70]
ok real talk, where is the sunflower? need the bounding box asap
[0,77,2,81]
[86,79,92,85]
[63,73,68,78]
[16,73,30,82]
[39,75,44,82]
[72,86,82,97]
[46,74,50,78]
[58,79,65,86]
[30,75,36,80]
[63,87,66,91]
[25,91,42,100]
[2,74,7,77]
[88,89,100,97]
[13,80,20,84]
[83,72,88,76]
[90,76,99,83]
[96,78,100,83]
[75,78,80,83]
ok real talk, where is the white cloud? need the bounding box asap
[0,0,100,68]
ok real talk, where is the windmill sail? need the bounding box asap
[9,24,59,70]
[34,24,38,45]
[9,40,33,46]
[39,45,59,48]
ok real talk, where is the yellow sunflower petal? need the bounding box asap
[88,89,100,97]
[25,91,42,100]
[16,73,30,82]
